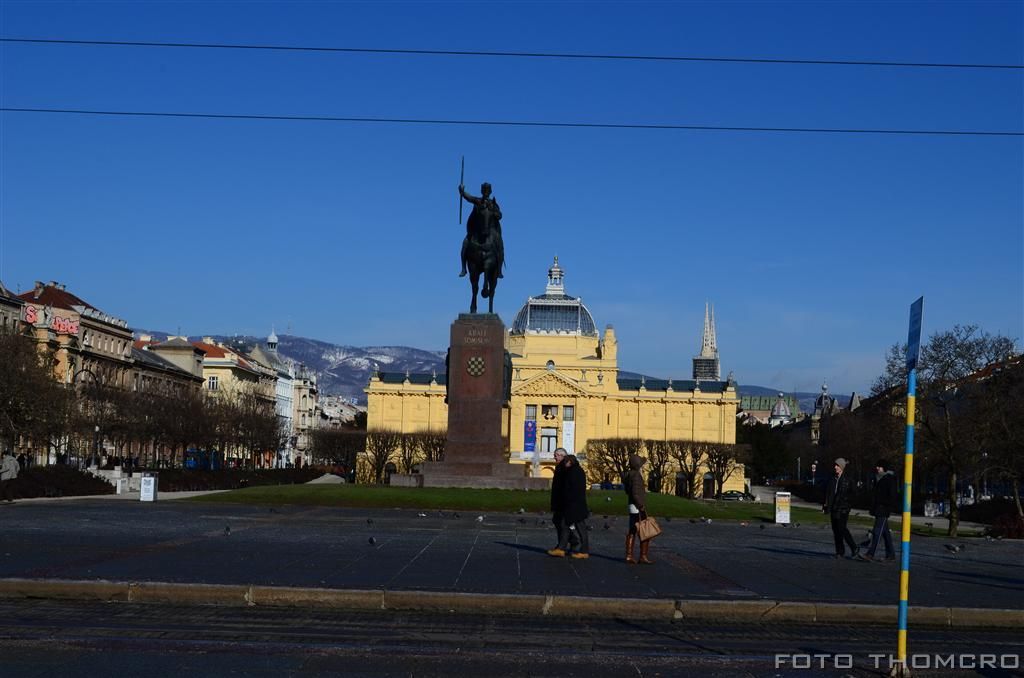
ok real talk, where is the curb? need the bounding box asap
[0,578,1019,628]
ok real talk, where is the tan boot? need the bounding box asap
[639,539,653,564]
[625,534,636,564]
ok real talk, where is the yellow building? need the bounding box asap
[366,258,744,491]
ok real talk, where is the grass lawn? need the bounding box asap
[190,484,833,523]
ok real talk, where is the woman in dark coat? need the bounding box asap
[625,454,652,564]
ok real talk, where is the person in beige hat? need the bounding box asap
[823,458,859,559]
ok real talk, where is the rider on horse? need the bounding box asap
[459,182,504,279]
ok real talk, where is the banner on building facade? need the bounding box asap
[523,420,536,452]
[562,421,575,453]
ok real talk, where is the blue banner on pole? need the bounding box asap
[906,297,924,370]
[523,420,536,452]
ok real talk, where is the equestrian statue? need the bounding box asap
[458,180,505,314]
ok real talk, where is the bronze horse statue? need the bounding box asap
[459,182,505,313]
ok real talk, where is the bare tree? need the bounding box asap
[584,437,642,486]
[974,357,1024,518]
[419,430,446,463]
[311,429,365,470]
[365,429,402,484]
[667,441,709,498]
[398,432,424,474]
[643,439,673,493]
[706,444,745,497]
[0,333,72,459]
[874,325,1017,536]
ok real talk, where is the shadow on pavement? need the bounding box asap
[750,546,833,559]
[493,540,623,563]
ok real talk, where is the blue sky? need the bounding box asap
[1,1,1021,395]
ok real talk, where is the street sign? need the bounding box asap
[896,295,924,676]
[906,297,924,370]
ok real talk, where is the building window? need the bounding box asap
[542,404,558,421]
[563,406,575,421]
[546,360,555,372]
[540,428,558,453]
[207,376,219,391]
[525,405,537,421]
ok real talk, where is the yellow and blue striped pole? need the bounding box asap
[896,367,916,673]
[895,296,923,677]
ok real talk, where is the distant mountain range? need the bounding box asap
[137,331,848,412]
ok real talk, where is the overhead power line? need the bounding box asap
[2,37,1022,70]
[2,107,1021,137]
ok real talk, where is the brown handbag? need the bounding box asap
[636,515,662,541]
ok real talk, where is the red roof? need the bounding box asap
[192,341,228,358]
[191,341,255,370]
[17,283,99,312]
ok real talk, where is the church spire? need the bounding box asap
[700,302,718,357]
[693,302,721,381]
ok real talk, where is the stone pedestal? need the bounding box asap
[415,313,548,490]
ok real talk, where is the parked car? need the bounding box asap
[718,490,756,502]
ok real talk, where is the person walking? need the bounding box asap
[562,454,591,559]
[547,448,578,557]
[823,458,859,559]
[1,450,20,503]
[857,459,897,562]
[625,454,653,564]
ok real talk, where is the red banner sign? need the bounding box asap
[23,305,80,336]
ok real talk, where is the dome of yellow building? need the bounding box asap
[510,256,598,337]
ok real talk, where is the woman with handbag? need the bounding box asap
[625,454,653,564]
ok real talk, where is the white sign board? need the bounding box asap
[774,491,791,524]
[562,421,576,453]
[140,476,157,502]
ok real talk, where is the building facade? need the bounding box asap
[291,364,318,465]
[0,280,24,334]
[16,281,134,390]
[191,337,275,405]
[249,330,296,466]
[367,258,743,489]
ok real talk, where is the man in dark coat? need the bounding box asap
[858,459,898,562]
[547,448,578,557]
[823,458,859,559]
[560,454,590,559]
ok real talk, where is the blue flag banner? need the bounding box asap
[523,420,537,452]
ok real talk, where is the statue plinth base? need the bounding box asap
[405,313,548,491]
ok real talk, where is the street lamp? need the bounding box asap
[93,425,100,467]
